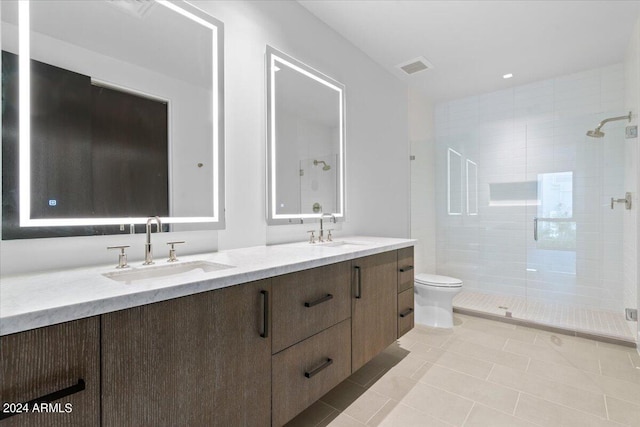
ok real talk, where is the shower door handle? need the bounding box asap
[533,217,538,241]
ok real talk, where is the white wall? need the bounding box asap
[0,0,409,275]
[409,89,436,273]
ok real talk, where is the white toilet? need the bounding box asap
[414,273,463,328]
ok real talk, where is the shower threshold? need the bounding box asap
[453,290,637,347]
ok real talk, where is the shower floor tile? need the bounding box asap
[453,290,636,342]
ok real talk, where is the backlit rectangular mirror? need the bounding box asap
[266,46,345,225]
[1,0,224,239]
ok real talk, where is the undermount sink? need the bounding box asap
[103,260,234,284]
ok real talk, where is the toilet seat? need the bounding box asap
[415,273,462,288]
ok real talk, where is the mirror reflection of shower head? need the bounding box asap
[586,111,632,138]
[313,160,331,171]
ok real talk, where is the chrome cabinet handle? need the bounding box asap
[533,217,538,241]
[354,266,362,299]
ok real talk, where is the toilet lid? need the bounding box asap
[415,273,463,288]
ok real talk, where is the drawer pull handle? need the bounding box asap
[260,290,269,338]
[304,358,333,379]
[0,379,85,421]
[354,266,362,299]
[399,265,414,273]
[399,308,414,318]
[304,294,333,308]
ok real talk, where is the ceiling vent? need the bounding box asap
[107,0,155,18]
[396,56,434,76]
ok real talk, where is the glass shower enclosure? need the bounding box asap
[435,64,637,342]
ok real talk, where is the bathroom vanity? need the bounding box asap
[0,237,414,426]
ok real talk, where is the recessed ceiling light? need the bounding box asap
[503,73,514,79]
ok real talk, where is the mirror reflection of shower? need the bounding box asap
[586,111,631,138]
[313,159,331,171]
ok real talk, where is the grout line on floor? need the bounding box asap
[363,398,391,425]
[460,401,475,427]
[485,363,496,380]
[501,337,510,351]
[513,392,522,416]
[314,409,339,427]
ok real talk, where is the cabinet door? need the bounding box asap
[351,251,398,372]
[0,317,100,427]
[102,280,272,427]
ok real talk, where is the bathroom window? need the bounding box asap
[536,171,576,250]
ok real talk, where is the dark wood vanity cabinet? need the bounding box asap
[0,246,414,427]
[351,251,399,372]
[0,317,100,427]
[101,279,272,427]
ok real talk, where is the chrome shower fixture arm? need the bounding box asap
[586,111,632,138]
[313,160,331,171]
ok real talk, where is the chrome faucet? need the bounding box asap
[143,216,162,265]
[318,213,336,242]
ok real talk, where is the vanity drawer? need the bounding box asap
[398,287,415,338]
[397,247,415,293]
[271,261,351,353]
[272,319,351,427]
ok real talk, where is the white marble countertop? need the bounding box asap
[0,236,415,336]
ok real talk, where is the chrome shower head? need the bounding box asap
[586,129,605,138]
[586,111,632,138]
[313,160,331,171]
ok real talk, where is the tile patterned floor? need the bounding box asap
[453,290,636,342]
[287,313,640,427]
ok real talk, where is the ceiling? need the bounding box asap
[298,0,640,103]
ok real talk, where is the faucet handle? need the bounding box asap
[107,245,130,269]
[166,241,185,262]
[326,229,333,242]
[307,230,316,244]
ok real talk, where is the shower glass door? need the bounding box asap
[524,112,630,338]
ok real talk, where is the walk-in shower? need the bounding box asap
[428,64,637,344]
[586,111,632,138]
